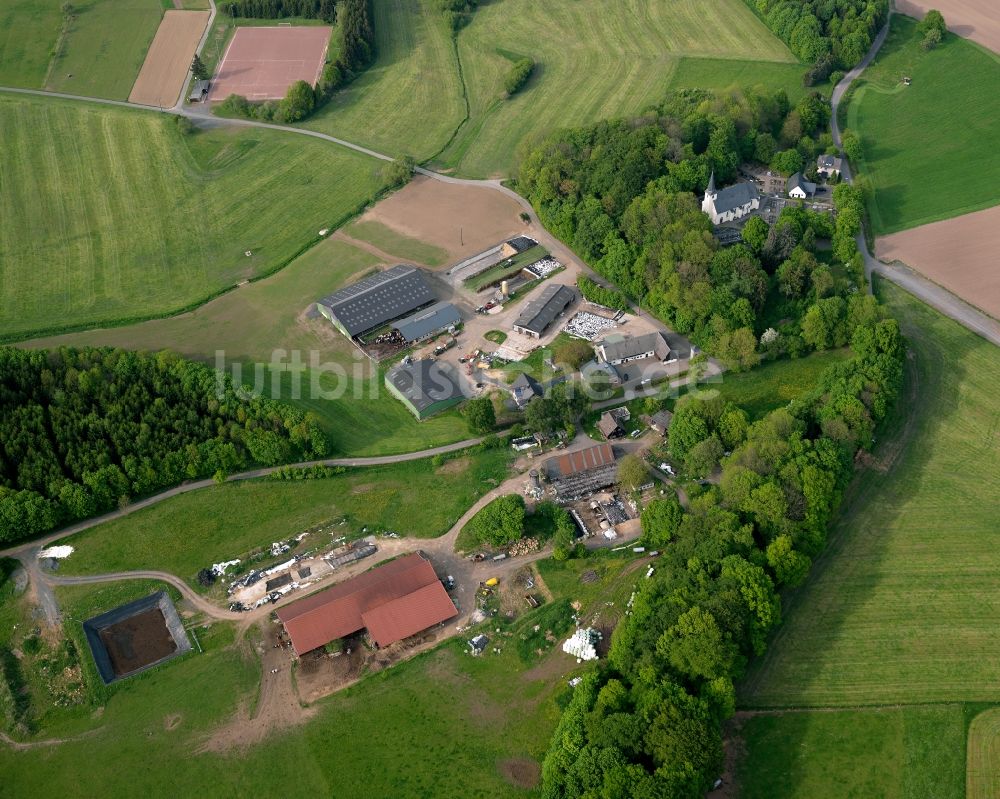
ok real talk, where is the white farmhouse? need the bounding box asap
[786,172,817,199]
[701,172,760,225]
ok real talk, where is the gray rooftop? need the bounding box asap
[513,284,576,335]
[787,172,817,196]
[712,181,760,214]
[318,265,435,337]
[393,302,461,342]
[598,332,669,363]
[818,154,842,169]
[511,372,542,405]
[386,360,463,413]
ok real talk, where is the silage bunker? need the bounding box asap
[83,591,191,684]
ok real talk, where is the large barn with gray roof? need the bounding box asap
[317,265,436,340]
[512,284,576,339]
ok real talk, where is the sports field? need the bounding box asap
[439,0,798,175]
[0,93,383,342]
[129,10,210,107]
[46,0,165,99]
[733,280,1000,792]
[207,26,332,102]
[845,15,1000,235]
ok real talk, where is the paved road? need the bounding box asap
[0,437,483,560]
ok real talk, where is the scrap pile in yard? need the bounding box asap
[508,537,540,557]
[562,627,602,662]
[564,311,619,341]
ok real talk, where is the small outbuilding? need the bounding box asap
[500,236,537,258]
[597,411,625,440]
[189,80,210,102]
[649,409,673,435]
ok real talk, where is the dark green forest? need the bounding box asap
[0,348,329,543]
[745,0,890,83]
[220,0,337,22]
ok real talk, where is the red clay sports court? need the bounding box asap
[207,26,332,102]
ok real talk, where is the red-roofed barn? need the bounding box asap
[276,552,457,655]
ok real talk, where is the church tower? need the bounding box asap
[702,171,717,219]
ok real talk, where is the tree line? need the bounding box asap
[744,0,890,84]
[220,0,375,123]
[540,313,906,797]
[220,0,337,21]
[517,87,864,372]
[0,347,329,544]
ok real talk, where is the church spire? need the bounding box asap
[707,170,716,195]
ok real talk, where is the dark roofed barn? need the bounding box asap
[317,265,435,339]
[276,553,457,655]
[385,359,464,419]
[393,302,461,343]
[513,284,576,339]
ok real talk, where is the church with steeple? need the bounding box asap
[701,171,760,225]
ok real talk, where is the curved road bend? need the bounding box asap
[0,437,483,560]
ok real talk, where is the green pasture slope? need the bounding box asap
[440,0,799,176]
[736,280,1000,797]
[844,15,1000,235]
[0,0,64,88]
[0,94,384,342]
[0,0,164,99]
[304,0,801,177]
[56,448,512,583]
[24,237,473,457]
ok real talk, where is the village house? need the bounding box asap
[787,172,817,199]
[816,154,842,178]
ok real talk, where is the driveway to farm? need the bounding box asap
[828,3,1000,348]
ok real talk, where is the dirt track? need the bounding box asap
[876,205,1000,321]
[895,0,1000,54]
[129,11,210,108]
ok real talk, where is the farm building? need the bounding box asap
[787,172,817,199]
[817,154,842,177]
[392,302,461,343]
[510,372,543,408]
[385,359,464,419]
[544,442,618,501]
[276,553,458,655]
[317,265,435,339]
[597,411,625,440]
[649,409,674,435]
[512,284,576,339]
[500,236,537,258]
[596,332,670,365]
[702,172,760,225]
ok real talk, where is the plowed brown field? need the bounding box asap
[876,204,1000,320]
[129,10,210,107]
[896,0,1000,54]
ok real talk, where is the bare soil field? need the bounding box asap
[207,26,331,101]
[895,0,1000,54]
[359,176,526,264]
[129,10,210,107]
[876,204,1000,320]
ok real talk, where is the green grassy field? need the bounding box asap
[740,281,1000,709]
[45,0,164,99]
[57,448,512,583]
[344,219,449,266]
[0,94,384,342]
[0,0,64,87]
[664,56,812,101]
[713,347,853,419]
[24,235,474,456]
[968,707,1000,799]
[737,705,967,799]
[302,0,797,177]
[437,0,798,176]
[303,0,466,161]
[845,16,1000,235]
